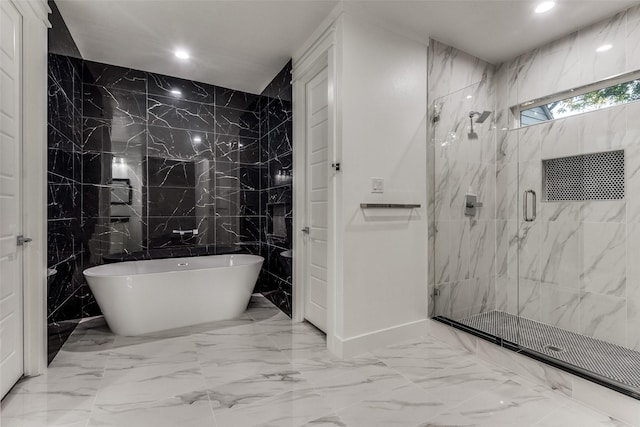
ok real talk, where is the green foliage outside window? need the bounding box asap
[520,76,640,126]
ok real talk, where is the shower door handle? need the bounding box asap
[523,190,537,222]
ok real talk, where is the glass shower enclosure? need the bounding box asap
[430,61,640,398]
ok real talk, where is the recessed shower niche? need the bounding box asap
[542,150,625,202]
[267,203,288,244]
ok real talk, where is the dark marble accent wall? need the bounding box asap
[47,0,85,362]
[47,3,293,363]
[258,61,293,315]
[80,62,262,267]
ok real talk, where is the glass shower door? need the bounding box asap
[432,80,506,345]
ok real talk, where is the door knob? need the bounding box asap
[301,227,310,234]
[16,235,32,246]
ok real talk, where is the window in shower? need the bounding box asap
[517,69,640,126]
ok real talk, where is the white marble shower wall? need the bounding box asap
[428,40,498,320]
[494,4,640,349]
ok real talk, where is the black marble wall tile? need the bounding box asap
[83,84,147,123]
[48,54,78,96]
[261,60,292,101]
[240,216,262,242]
[267,156,293,189]
[83,118,147,154]
[215,188,261,216]
[259,105,270,140]
[48,148,76,184]
[214,86,260,111]
[48,83,76,143]
[258,61,294,316]
[146,216,201,248]
[267,96,292,130]
[81,184,110,218]
[146,156,197,187]
[47,319,79,364]
[47,256,79,317]
[266,185,292,208]
[48,287,83,324]
[147,126,215,160]
[214,162,240,188]
[268,121,293,158]
[148,73,214,104]
[215,136,239,163]
[82,152,113,185]
[83,218,147,263]
[48,125,75,153]
[260,273,292,316]
[48,183,80,220]
[216,107,260,138]
[265,244,292,283]
[239,165,261,191]
[215,216,241,245]
[148,95,214,131]
[238,139,261,165]
[47,3,87,362]
[47,219,77,265]
[79,284,102,318]
[147,187,198,217]
[83,61,147,93]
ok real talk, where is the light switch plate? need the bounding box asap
[371,178,384,193]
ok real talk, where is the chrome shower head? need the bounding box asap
[469,110,492,124]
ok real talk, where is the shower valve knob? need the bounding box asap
[464,194,482,216]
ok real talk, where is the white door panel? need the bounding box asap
[0,0,24,399]
[304,67,329,333]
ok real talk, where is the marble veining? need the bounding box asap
[2,296,629,427]
[48,43,294,360]
[259,61,293,315]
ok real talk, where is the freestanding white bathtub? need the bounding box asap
[83,254,264,336]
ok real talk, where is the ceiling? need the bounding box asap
[56,0,639,94]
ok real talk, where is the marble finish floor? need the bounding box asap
[1,296,630,427]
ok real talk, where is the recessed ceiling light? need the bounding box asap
[535,1,555,13]
[174,49,190,60]
[170,89,182,96]
[596,44,613,53]
[466,95,473,99]
[192,136,202,143]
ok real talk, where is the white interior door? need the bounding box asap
[0,0,24,399]
[304,67,329,333]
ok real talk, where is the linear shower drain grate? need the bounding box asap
[456,310,640,389]
[543,344,565,353]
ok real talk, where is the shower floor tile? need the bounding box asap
[457,310,640,390]
[1,298,630,427]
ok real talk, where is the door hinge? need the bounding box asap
[17,235,32,246]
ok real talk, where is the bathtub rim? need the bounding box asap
[83,254,265,279]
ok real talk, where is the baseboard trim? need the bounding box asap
[333,318,430,358]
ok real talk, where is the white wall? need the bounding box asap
[335,13,428,352]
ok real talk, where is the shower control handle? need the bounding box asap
[523,190,537,222]
[464,194,483,217]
